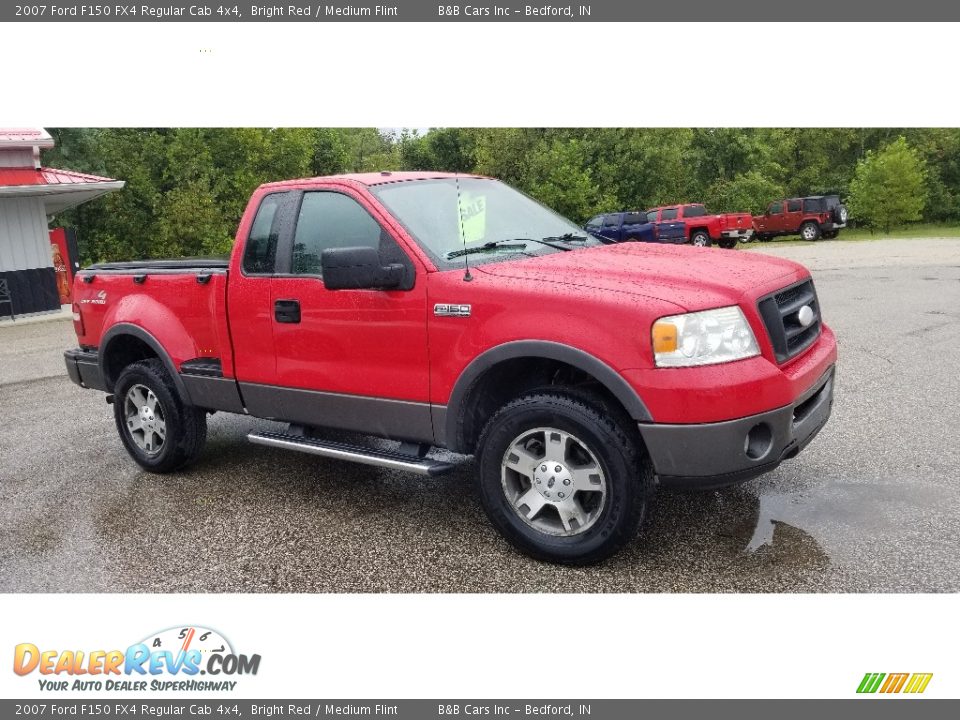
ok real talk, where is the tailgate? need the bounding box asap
[719,213,753,229]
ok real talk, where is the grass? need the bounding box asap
[838,224,960,240]
[739,223,960,247]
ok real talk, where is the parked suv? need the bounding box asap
[753,195,848,241]
[65,172,836,565]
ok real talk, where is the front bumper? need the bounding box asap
[639,365,835,489]
[64,348,106,392]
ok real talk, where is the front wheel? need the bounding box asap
[690,230,712,247]
[113,359,207,473]
[476,392,651,565]
[800,222,822,241]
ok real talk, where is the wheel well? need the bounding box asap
[102,335,159,390]
[690,226,709,236]
[456,357,637,455]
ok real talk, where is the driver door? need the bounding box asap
[253,187,433,442]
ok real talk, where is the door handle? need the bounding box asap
[274,299,301,324]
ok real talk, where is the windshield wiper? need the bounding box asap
[445,239,529,259]
[542,233,588,243]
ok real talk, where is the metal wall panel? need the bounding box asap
[0,196,51,272]
[0,150,35,168]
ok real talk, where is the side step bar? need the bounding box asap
[247,430,457,477]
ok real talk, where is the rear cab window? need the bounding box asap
[242,192,290,274]
[682,204,707,218]
[623,212,646,225]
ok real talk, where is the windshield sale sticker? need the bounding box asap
[12,626,260,693]
[459,192,486,243]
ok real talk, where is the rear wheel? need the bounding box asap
[113,359,207,473]
[690,230,712,247]
[476,391,651,565]
[800,222,822,241]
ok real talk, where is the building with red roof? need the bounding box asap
[0,129,124,318]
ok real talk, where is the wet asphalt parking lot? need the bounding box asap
[1,237,959,592]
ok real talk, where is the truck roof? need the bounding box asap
[260,171,490,190]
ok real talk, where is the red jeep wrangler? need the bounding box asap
[65,172,837,564]
[646,203,754,249]
[753,195,848,241]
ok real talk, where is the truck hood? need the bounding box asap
[476,242,803,311]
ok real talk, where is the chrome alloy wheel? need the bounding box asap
[124,383,166,456]
[501,427,607,536]
[802,224,818,240]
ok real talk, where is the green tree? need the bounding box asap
[848,137,927,232]
[705,170,785,214]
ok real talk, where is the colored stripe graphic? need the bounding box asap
[904,673,933,694]
[880,673,909,693]
[857,673,885,693]
[857,672,932,694]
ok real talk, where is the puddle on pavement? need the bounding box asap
[711,477,944,569]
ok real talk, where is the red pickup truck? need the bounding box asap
[647,203,754,249]
[65,172,836,564]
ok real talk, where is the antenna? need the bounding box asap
[455,172,473,282]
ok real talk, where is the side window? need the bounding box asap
[661,208,678,220]
[585,216,603,231]
[646,210,659,223]
[242,192,287,274]
[624,212,645,225]
[787,199,802,212]
[683,204,707,218]
[769,202,784,215]
[803,198,822,212]
[292,192,385,276]
[603,214,622,228]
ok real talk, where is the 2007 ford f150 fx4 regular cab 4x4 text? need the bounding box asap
[65,172,837,564]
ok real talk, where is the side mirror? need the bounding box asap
[321,246,404,291]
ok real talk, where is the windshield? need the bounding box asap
[370,178,603,266]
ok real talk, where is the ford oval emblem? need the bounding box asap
[797,305,815,327]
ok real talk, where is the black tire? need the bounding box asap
[476,391,652,565]
[799,221,822,241]
[113,358,207,473]
[690,230,712,248]
[718,239,737,249]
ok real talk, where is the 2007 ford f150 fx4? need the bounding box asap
[65,172,837,564]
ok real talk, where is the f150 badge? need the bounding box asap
[434,303,471,318]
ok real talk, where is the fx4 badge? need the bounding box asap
[434,303,471,318]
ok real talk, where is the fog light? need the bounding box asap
[744,423,773,460]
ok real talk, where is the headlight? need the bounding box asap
[652,306,759,367]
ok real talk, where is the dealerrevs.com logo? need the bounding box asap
[13,626,261,692]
